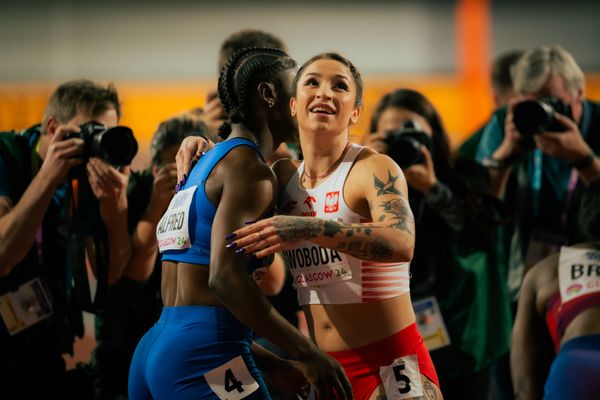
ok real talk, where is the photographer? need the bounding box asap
[476,45,600,297]
[368,89,511,400]
[0,80,132,397]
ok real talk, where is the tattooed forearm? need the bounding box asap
[274,217,323,241]
[323,220,343,237]
[336,237,393,261]
[324,220,376,238]
[379,198,414,235]
[374,170,401,196]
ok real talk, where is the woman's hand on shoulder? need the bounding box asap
[175,136,213,183]
[403,145,437,193]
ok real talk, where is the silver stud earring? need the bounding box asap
[267,100,275,108]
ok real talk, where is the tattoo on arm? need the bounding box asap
[274,218,323,241]
[323,220,343,237]
[380,198,414,235]
[419,380,438,400]
[374,170,401,196]
[336,237,393,261]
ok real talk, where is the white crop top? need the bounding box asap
[279,142,411,305]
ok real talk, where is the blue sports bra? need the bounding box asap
[161,137,263,265]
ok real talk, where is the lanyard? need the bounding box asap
[531,149,579,229]
[31,135,44,265]
[561,168,579,230]
[531,149,543,218]
[65,179,80,303]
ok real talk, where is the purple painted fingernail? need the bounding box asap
[183,173,187,179]
[225,242,237,249]
[225,233,237,240]
[244,220,256,225]
[235,248,246,254]
[175,183,181,193]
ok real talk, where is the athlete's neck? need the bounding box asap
[229,124,275,161]
[300,134,350,180]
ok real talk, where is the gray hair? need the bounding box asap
[512,45,584,96]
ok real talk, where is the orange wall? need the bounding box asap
[1,74,599,169]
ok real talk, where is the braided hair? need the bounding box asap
[217,47,296,139]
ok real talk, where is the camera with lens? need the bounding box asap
[65,122,138,177]
[512,96,573,137]
[384,120,433,169]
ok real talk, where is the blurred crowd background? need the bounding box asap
[1,0,599,170]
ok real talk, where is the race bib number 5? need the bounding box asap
[380,355,423,399]
[156,185,197,252]
[204,356,259,400]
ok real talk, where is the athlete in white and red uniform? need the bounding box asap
[228,53,442,400]
[280,142,411,305]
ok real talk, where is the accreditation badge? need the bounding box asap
[413,296,451,351]
[0,277,53,336]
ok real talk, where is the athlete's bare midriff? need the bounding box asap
[161,261,224,308]
[561,307,600,346]
[304,292,416,352]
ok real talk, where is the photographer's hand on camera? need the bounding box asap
[0,123,86,274]
[494,98,528,163]
[39,123,85,186]
[404,145,437,193]
[121,162,177,283]
[147,162,177,221]
[484,99,528,198]
[365,130,388,155]
[533,112,588,162]
[86,158,129,216]
[86,157,132,284]
[534,113,600,185]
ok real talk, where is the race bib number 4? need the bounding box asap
[380,355,423,399]
[204,356,259,400]
[156,185,197,252]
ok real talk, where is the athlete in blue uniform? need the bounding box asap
[512,179,600,400]
[128,47,352,400]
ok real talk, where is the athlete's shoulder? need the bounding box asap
[272,157,301,187]
[353,145,402,174]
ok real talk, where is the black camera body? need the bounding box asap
[385,120,433,169]
[65,122,138,167]
[512,96,573,137]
